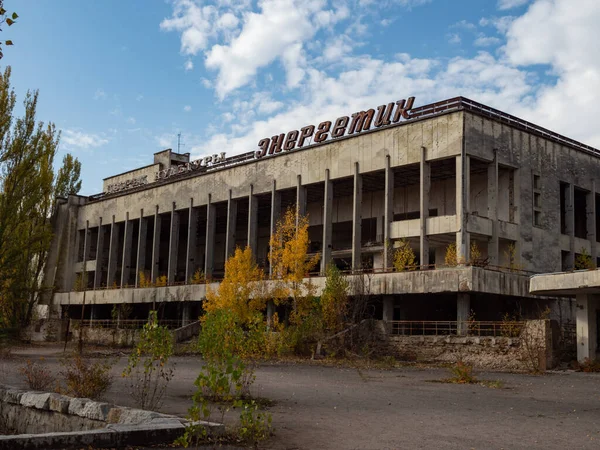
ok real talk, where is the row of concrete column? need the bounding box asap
[77,153,480,289]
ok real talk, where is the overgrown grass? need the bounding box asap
[18,358,55,391]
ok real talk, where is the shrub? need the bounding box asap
[138,271,153,288]
[445,243,458,266]
[59,354,113,399]
[155,275,167,287]
[577,358,600,372]
[190,269,205,284]
[123,311,175,410]
[19,358,55,391]
[238,400,273,446]
[449,360,476,384]
[393,239,416,271]
[575,248,594,270]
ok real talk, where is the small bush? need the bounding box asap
[449,360,476,384]
[59,354,113,399]
[19,358,55,391]
[393,239,416,271]
[238,400,273,446]
[577,358,600,372]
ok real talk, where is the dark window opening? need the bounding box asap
[574,189,588,239]
[560,182,569,235]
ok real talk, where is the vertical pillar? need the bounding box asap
[487,150,499,265]
[576,294,598,362]
[587,181,597,267]
[225,190,238,258]
[456,154,470,263]
[205,194,216,279]
[135,209,147,287]
[420,147,430,268]
[566,183,575,269]
[382,295,394,334]
[168,202,180,285]
[186,199,198,282]
[269,180,281,278]
[248,186,258,252]
[296,175,307,226]
[182,303,191,327]
[321,169,333,274]
[94,217,104,289]
[121,212,133,288]
[107,216,118,287]
[82,221,91,265]
[383,156,394,270]
[151,206,161,284]
[352,163,362,271]
[457,293,470,336]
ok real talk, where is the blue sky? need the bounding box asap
[3,0,599,194]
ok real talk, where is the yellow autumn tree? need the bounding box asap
[204,246,266,326]
[269,207,320,325]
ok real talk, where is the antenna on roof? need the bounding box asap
[177,132,185,153]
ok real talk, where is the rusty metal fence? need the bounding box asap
[387,320,525,337]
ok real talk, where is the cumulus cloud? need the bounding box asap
[498,0,530,10]
[184,105,192,112]
[162,0,600,161]
[62,130,109,149]
[184,59,194,71]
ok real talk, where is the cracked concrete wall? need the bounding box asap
[464,111,600,273]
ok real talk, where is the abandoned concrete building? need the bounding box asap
[42,96,600,341]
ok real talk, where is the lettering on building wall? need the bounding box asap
[255,96,416,159]
[154,152,227,181]
[106,175,148,194]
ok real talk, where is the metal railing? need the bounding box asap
[71,319,183,330]
[388,320,525,337]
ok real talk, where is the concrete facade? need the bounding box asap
[530,269,600,362]
[42,97,600,330]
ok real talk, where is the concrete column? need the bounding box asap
[383,295,394,334]
[168,203,180,285]
[269,181,281,278]
[352,162,363,271]
[321,169,333,274]
[383,156,394,270]
[225,190,238,259]
[576,294,598,362]
[182,303,191,327]
[205,194,216,279]
[106,216,119,287]
[566,183,575,269]
[135,209,147,287]
[587,181,597,266]
[456,155,470,263]
[296,174,307,226]
[420,147,430,268]
[457,293,470,336]
[487,150,499,265]
[94,217,104,289]
[151,206,161,284]
[382,295,394,321]
[121,212,133,288]
[82,221,91,264]
[248,186,258,252]
[186,199,198,283]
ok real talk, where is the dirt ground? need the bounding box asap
[1,344,599,450]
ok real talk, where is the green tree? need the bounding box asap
[55,154,82,199]
[0,67,81,327]
[320,264,349,334]
[0,1,17,60]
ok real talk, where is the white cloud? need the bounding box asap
[479,16,515,34]
[127,117,136,124]
[184,105,192,112]
[498,0,530,10]
[62,130,109,150]
[185,59,194,71]
[201,78,212,88]
[94,89,106,100]
[474,35,502,47]
[447,33,461,45]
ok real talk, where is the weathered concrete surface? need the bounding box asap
[0,383,223,449]
[530,268,600,296]
[54,267,535,306]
